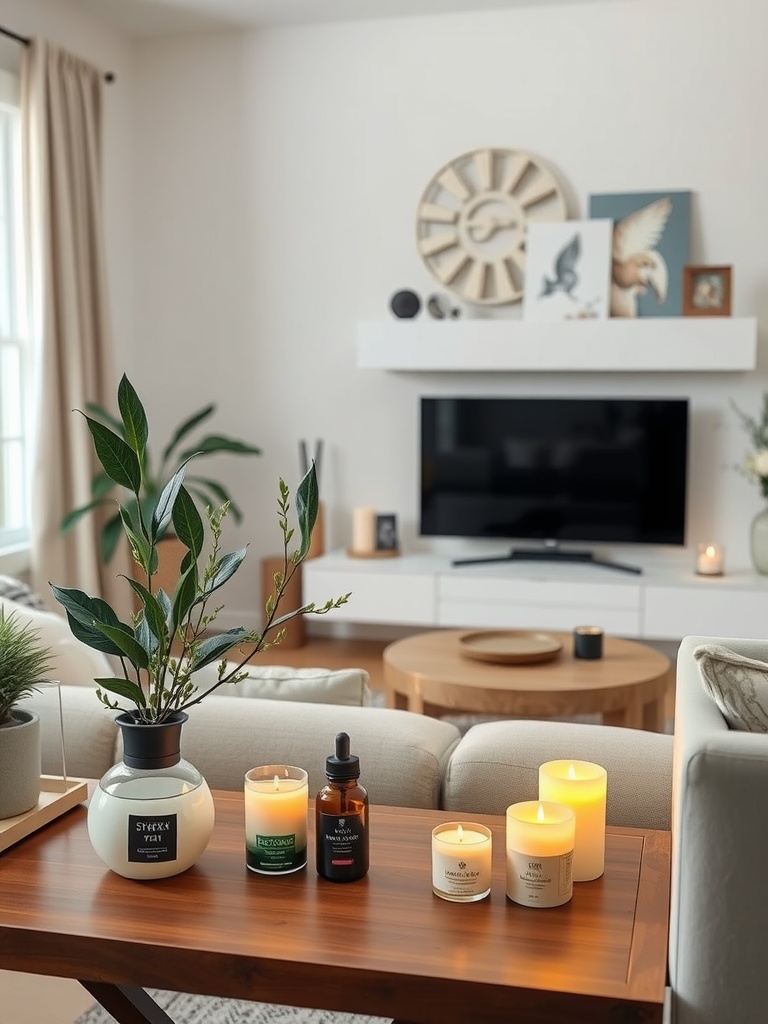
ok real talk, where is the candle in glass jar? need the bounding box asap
[696,543,724,576]
[244,765,308,874]
[538,760,607,881]
[431,821,492,902]
[506,801,574,908]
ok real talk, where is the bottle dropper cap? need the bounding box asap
[325,731,360,781]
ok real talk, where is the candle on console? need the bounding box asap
[244,765,308,875]
[351,506,376,554]
[538,760,607,881]
[431,821,492,903]
[505,801,574,908]
[696,543,724,576]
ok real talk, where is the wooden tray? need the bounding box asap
[346,547,400,559]
[459,630,563,665]
[0,776,88,853]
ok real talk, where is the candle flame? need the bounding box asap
[706,545,716,557]
[568,763,576,780]
[273,774,280,791]
[457,824,464,842]
[537,803,544,823]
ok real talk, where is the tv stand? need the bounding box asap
[451,547,643,576]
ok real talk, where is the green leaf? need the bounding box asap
[178,434,261,462]
[93,621,149,669]
[117,374,149,458]
[119,506,152,573]
[95,676,147,707]
[50,585,131,658]
[171,564,198,635]
[189,628,251,671]
[85,402,124,436]
[161,404,215,465]
[295,463,319,559]
[135,616,159,658]
[151,463,188,543]
[124,579,168,650]
[91,472,117,499]
[173,486,204,556]
[83,415,142,493]
[101,512,124,564]
[202,547,247,598]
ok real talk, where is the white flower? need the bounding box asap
[747,449,768,478]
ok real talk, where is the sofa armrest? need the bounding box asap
[443,719,673,830]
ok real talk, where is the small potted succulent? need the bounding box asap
[51,373,349,878]
[0,607,53,819]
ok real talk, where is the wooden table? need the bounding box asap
[384,629,672,730]
[0,791,670,1024]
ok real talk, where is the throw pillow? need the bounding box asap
[191,662,372,707]
[694,643,768,732]
[0,574,44,608]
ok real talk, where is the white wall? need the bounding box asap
[6,0,768,627]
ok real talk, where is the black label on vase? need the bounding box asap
[316,811,369,881]
[128,814,178,863]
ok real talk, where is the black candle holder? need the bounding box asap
[574,626,603,660]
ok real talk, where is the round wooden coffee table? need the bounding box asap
[383,629,672,731]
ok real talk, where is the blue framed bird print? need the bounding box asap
[523,219,613,322]
[588,190,692,317]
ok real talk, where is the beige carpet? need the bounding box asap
[74,990,390,1024]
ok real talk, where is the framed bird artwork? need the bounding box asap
[522,219,613,322]
[588,190,692,317]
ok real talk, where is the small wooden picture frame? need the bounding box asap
[682,265,732,317]
[375,513,398,551]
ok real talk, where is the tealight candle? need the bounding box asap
[506,801,574,908]
[351,506,376,554]
[431,821,492,903]
[244,765,308,874]
[538,760,607,881]
[696,542,724,576]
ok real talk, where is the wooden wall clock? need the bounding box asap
[415,148,567,306]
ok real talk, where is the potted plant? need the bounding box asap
[51,374,349,878]
[60,388,262,564]
[0,607,53,819]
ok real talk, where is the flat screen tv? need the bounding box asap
[420,396,688,571]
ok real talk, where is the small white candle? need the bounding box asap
[351,506,376,554]
[696,542,724,576]
[538,760,607,881]
[506,801,574,908]
[244,765,308,874]
[432,821,492,902]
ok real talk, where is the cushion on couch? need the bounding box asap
[694,643,768,732]
[215,664,372,707]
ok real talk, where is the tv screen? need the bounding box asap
[420,396,688,547]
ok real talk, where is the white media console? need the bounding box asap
[302,550,768,641]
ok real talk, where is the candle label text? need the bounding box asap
[246,833,307,873]
[432,852,491,899]
[128,814,178,863]
[506,849,573,908]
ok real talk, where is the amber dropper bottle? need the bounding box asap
[315,732,369,882]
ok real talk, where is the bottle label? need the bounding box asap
[317,810,368,880]
[246,833,307,874]
[128,814,178,863]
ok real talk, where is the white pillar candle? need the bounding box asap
[505,801,574,908]
[538,760,607,881]
[696,542,724,576]
[244,765,308,874]
[351,506,376,554]
[431,821,492,903]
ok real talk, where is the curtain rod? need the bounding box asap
[0,24,115,82]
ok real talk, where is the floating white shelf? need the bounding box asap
[357,317,758,372]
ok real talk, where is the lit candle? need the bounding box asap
[244,765,308,874]
[351,506,376,554]
[431,821,492,903]
[538,760,607,881]
[696,542,724,576]
[506,801,574,908]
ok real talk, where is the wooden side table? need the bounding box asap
[260,557,305,649]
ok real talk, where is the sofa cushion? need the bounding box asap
[214,664,372,707]
[694,643,768,732]
[0,574,44,608]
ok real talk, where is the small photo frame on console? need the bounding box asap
[376,513,398,552]
[682,265,732,317]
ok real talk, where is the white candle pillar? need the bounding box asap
[538,760,607,881]
[351,506,376,554]
[506,801,574,908]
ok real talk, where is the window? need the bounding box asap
[0,68,31,553]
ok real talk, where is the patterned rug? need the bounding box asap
[74,991,391,1024]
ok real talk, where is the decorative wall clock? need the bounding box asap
[415,148,567,306]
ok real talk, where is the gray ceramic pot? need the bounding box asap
[0,709,41,818]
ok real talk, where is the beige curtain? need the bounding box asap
[21,38,129,613]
